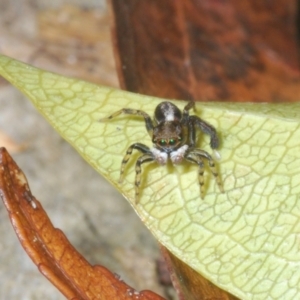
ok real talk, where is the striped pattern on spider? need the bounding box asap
[101,101,224,202]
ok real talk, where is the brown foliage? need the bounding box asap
[160,246,239,300]
[0,148,165,300]
[111,0,299,102]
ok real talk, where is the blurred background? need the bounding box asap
[0,1,173,299]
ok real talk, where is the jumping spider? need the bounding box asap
[101,101,224,202]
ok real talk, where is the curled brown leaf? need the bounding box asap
[0,147,165,300]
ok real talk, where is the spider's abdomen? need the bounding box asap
[154,102,182,124]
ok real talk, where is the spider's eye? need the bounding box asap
[169,138,176,145]
[159,139,167,146]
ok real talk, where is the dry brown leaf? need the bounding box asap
[110,0,299,102]
[0,147,165,300]
[160,246,239,300]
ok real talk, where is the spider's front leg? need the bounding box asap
[189,115,219,149]
[100,108,154,138]
[135,153,155,203]
[181,101,195,144]
[185,149,224,198]
[119,143,152,183]
[119,143,154,203]
[182,101,195,118]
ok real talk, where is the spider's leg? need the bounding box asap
[187,121,196,147]
[184,152,206,199]
[191,149,224,193]
[183,100,195,116]
[100,109,154,138]
[135,154,155,203]
[180,101,195,144]
[189,115,219,149]
[119,143,151,183]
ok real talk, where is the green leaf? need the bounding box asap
[1,54,300,299]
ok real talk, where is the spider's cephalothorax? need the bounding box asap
[101,101,224,202]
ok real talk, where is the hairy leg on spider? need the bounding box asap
[184,153,206,199]
[100,108,154,138]
[135,154,155,203]
[183,101,195,115]
[189,115,219,149]
[181,102,219,149]
[187,121,197,147]
[182,101,195,126]
[180,101,195,144]
[186,149,224,194]
[119,143,153,183]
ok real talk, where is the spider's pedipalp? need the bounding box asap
[150,148,168,165]
[170,145,189,164]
